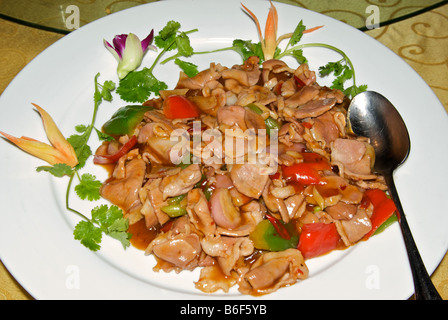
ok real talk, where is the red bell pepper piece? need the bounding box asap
[300,152,331,170]
[281,152,331,185]
[93,135,138,164]
[363,189,397,239]
[298,222,340,259]
[163,95,199,119]
[282,163,323,185]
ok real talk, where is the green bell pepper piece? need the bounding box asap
[374,213,398,235]
[102,105,154,136]
[250,219,299,251]
[161,194,187,218]
[161,203,187,217]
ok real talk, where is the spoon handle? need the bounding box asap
[384,173,442,300]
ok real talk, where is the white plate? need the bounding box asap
[1,0,448,300]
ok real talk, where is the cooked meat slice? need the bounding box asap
[161,164,202,200]
[230,163,270,198]
[244,107,266,131]
[336,208,372,245]
[294,63,316,86]
[239,249,308,295]
[144,178,171,226]
[187,188,216,235]
[100,158,146,213]
[150,233,201,270]
[326,202,357,220]
[284,85,319,108]
[216,105,247,130]
[201,235,254,275]
[176,63,221,89]
[294,98,337,119]
[331,138,372,175]
[222,56,261,87]
[311,112,341,146]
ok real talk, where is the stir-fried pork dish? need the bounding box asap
[95,56,391,295]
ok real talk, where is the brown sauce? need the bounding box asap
[127,219,159,251]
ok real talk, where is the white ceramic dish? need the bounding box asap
[1,0,447,300]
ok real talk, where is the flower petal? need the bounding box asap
[141,29,155,52]
[104,39,120,61]
[117,33,144,79]
[32,103,78,167]
[263,1,278,60]
[241,3,264,45]
[113,34,128,59]
[0,131,69,165]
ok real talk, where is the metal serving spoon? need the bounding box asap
[347,91,441,300]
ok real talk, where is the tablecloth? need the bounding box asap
[0,3,447,300]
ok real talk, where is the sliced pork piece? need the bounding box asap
[176,63,222,89]
[230,163,270,198]
[187,188,216,235]
[335,208,372,246]
[244,107,266,131]
[294,98,337,119]
[100,158,146,213]
[236,85,277,106]
[195,265,239,293]
[294,63,316,86]
[222,69,259,87]
[239,249,308,295]
[216,105,247,130]
[326,202,357,220]
[143,178,171,226]
[311,112,341,147]
[149,233,202,270]
[222,56,261,87]
[161,164,202,200]
[284,85,319,108]
[278,122,305,146]
[201,235,254,276]
[331,138,373,176]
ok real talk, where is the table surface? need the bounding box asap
[1,0,447,300]
[0,0,447,33]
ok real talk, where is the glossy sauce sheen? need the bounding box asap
[128,219,158,250]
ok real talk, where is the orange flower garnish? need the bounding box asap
[0,103,78,167]
[242,1,278,61]
[242,1,323,61]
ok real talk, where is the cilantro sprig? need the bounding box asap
[67,74,115,169]
[73,205,130,251]
[36,73,131,251]
[278,22,367,97]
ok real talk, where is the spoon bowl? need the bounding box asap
[348,91,441,300]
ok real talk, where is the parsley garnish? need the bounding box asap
[174,58,198,78]
[67,73,115,169]
[36,73,131,251]
[116,67,167,103]
[74,205,130,251]
[75,173,102,201]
